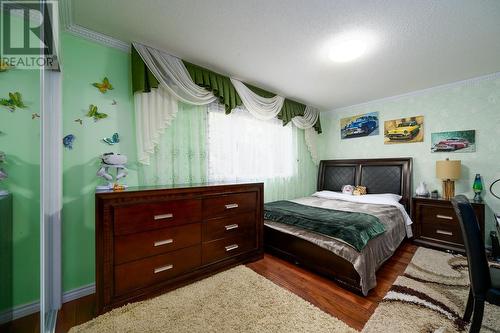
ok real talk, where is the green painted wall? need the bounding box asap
[0,16,40,310]
[5,24,499,307]
[318,76,500,243]
[59,32,317,292]
[61,32,138,292]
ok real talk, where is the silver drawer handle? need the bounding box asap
[154,239,173,247]
[154,264,173,274]
[224,224,239,231]
[436,229,453,236]
[154,213,173,220]
[225,203,239,209]
[225,244,239,252]
[436,214,453,220]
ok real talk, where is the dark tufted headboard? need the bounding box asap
[317,158,413,214]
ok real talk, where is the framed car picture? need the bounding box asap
[431,130,476,153]
[384,116,424,144]
[340,112,379,139]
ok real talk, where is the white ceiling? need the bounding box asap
[71,0,500,110]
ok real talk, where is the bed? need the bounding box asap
[264,158,413,295]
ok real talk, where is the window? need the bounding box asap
[207,103,297,182]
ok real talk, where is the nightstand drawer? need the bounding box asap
[421,223,463,244]
[421,205,457,224]
[412,197,485,253]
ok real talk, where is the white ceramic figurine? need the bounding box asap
[96,152,128,191]
[415,181,429,197]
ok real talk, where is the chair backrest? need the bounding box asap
[451,195,491,297]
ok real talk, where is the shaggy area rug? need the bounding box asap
[69,266,356,333]
[363,247,500,333]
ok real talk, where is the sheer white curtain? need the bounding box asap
[133,42,216,105]
[292,105,320,165]
[230,78,285,120]
[139,102,208,185]
[208,103,296,182]
[135,86,179,165]
[133,42,321,166]
[207,103,316,201]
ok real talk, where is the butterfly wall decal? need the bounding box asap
[111,99,117,105]
[86,104,108,121]
[102,132,120,145]
[92,77,113,93]
[0,92,26,111]
[75,118,83,125]
[63,134,75,150]
[0,59,14,72]
[32,113,40,120]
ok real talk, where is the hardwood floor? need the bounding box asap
[0,312,39,333]
[0,242,417,333]
[247,241,418,331]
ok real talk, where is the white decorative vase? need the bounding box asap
[416,181,429,197]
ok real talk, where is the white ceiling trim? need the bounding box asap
[59,0,130,53]
[327,71,500,114]
[65,24,130,52]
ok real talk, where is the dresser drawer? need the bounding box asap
[114,223,201,265]
[202,235,256,265]
[421,223,463,244]
[114,199,202,235]
[420,205,457,225]
[203,212,255,242]
[203,192,257,219]
[114,245,201,297]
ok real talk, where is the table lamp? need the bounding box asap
[436,158,461,200]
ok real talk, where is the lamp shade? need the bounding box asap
[436,159,461,180]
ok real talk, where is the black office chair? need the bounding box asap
[451,195,500,332]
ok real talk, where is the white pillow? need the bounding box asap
[364,193,402,202]
[313,190,402,203]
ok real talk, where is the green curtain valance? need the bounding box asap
[131,46,159,93]
[131,45,321,133]
[183,61,242,114]
[278,100,322,134]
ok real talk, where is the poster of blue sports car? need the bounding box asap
[340,112,379,139]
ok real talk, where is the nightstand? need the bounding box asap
[412,196,485,253]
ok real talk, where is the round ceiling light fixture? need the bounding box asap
[327,31,375,63]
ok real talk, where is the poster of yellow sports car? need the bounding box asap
[384,116,424,144]
[340,112,379,139]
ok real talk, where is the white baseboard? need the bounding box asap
[0,283,95,325]
[0,301,39,325]
[62,283,95,303]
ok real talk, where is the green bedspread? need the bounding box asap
[264,200,386,251]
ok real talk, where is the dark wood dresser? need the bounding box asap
[412,196,485,253]
[95,183,264,313]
